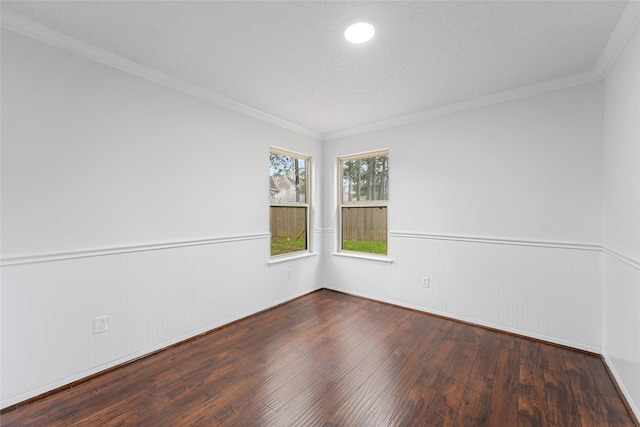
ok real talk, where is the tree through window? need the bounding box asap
[269,149,309,256]
[339,151,388,255]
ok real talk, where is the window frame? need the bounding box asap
[269,147,311,259]
[337,149,389,256]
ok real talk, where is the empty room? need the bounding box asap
[1,1,639,425]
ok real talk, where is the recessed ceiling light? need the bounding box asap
[344,22,375,44]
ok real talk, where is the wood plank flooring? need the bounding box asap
[2,289,637,426]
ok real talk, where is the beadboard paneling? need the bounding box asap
[323,233,602,352]
[603,252,640,418]
[602,20,640,420]
[1,236,320,408]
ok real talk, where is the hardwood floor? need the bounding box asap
[2,289,637,426]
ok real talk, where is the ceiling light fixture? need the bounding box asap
[344,22,375,44]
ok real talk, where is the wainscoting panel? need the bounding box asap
[1,235,320,409]
[324,232,603,352]
[603,250,640,418]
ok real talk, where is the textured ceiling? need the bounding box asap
[0,1,628,135]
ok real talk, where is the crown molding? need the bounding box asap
[594,0,640,78]
[3,4,632,144]
[0,10,323,141]
[324,70,602,141]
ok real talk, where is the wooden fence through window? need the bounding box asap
[270,206,388,241]
[342,206,387,241]
[270,206,306,238]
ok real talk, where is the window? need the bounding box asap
[339,151,389,255]
[270,149,309,256]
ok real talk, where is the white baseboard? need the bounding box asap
[602,352,640,422]
[324,284,602,354]
[0,286,320,410]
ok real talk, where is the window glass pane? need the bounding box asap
[340,153,388,255]
[270,153,306,204]
[341,155,388,204]
[270,150,309,257]
[342,207,387,255]
[270,206,307,255]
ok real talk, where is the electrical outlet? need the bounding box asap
[288,268,294,279]
[94,315,108,334]
[421,276,430,288]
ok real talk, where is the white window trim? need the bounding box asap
[331,251,393,264]
[268,252,318,266]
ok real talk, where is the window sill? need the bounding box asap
[331,251,394,265]
[268,252,317,266]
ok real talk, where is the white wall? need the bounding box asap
[2,12,638,416]
[603,23,640,417]
[0,29,322,408]
[322,82,604,352]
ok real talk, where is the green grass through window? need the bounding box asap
[343,240,387,255]
[271,238,387,256]
[271,236,306,256]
